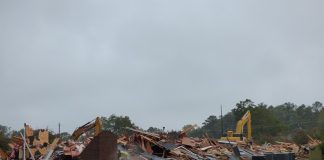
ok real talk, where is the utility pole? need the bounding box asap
[221,105,224,136]
[58,123,61,138]
[23,123,26,160]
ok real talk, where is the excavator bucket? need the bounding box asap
[80,131,118,160]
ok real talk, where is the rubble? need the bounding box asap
[1,122,322,160]
[124,127,322,160]
[0,148,8,160]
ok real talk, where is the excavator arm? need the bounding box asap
[71,117,103,141]
[235,111,252,140]
[220,110,252,142]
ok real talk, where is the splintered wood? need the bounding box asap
[126,128,322,160]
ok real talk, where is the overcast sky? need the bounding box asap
[0,0,324,133]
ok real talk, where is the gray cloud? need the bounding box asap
[1,0,324,132]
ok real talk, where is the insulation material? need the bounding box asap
[25,124,33,137]
[38,147,47,155]
[38,130,49,145]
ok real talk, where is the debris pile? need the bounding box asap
[0,120,322,160]
[3,124,61,160]
[124,128,322,160]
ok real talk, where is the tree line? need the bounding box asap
[1,99,323,152]
[188,99,324,145]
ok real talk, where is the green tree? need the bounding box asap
[0,125,11,151]
[251,103,284,143]
[295,104,317,130]
[232,99,255,121]
[270,102,297,133]
[201,115,220,138]
[102,114,137,135]
[147,127,162,133]
[60,132,71,141]
[292,130,308,145]
[312,101,323,112]
[318,109,324,140]
[188,127,205,137]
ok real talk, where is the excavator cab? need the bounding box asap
[221,131,243,142]
[226,131,233,137]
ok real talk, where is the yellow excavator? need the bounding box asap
[71,117,103,140]
[220,110,252,142]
